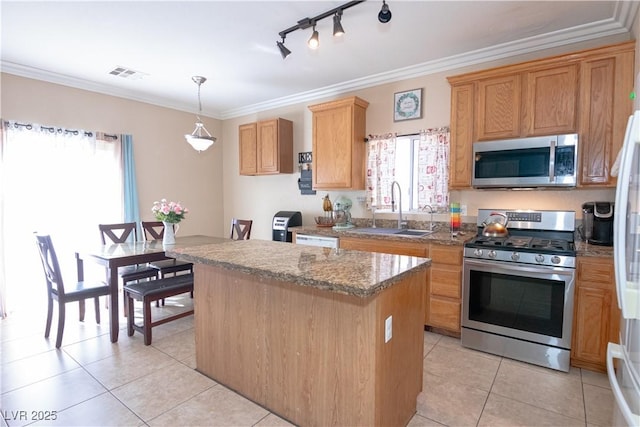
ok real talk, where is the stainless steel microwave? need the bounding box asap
[472,134,578,189]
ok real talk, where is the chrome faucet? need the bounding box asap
[422,205,434,230]
[390,181,405,229]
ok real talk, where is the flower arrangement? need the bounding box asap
[151,199,189,223]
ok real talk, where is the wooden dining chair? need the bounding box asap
[99,223,160,281]
[35,233,111,348]
[230,219,253,240]
[141,221,193,305]
[99,223,159,314]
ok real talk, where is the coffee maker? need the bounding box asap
[581,202,614,246]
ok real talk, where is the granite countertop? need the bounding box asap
[292,225,472,246]
[575,240,614,258]
[166,239,430,298]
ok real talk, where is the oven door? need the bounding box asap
[462,258,575,349]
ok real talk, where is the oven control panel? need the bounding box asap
[464,247,576,268]
[507,212,542,222]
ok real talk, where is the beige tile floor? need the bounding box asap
[1,294,617,427]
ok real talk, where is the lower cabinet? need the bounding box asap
[339,237,464,334]
[426,244,463,334]
[571,256,620,372]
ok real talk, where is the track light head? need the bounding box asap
[333,11,345,37]
[308,25,319,49]
[378,0,392,23]
[277,38,291,59]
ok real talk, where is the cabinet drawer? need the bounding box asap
[339,237,428,257]
[577,258,614,284]
[428,297,461,332]
[430,267,461,299]
[429,245,463,265]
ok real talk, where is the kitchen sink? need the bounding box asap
[348,227,434,237]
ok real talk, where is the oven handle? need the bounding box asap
[463,258,575,275]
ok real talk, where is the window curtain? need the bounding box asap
[417,127,450,209]
[0,121,122,317]
[366,134,396,210]
[122,134,141,236]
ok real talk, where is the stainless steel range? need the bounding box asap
[462,209,576,372]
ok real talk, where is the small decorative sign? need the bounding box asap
[394,88,422,121]
[298,152,312,164]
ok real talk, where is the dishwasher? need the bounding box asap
[294,234,339,249]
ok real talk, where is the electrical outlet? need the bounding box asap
[385,315,392,343]
[461,204,468,215]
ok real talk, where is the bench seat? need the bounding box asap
[124,273,194,345]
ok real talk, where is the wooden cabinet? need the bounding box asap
[426,244,463,333]
[308,97,369,190]
[571,256,620,372]
[447,41,634,189]
[522,64,579,136]
[339,237,428,258]
[449,84,474,189]
[475,74,522,140]
[579,46,634,186]
[239,118,293,175]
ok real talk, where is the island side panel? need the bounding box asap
[194,263,424,426]
[374,268,426,426]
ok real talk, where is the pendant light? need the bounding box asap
[184,76,216,152]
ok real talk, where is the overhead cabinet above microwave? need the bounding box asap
[447,40,634,189]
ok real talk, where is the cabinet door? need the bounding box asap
[522,64,578,136]
[257,119,279,174]
[449,83,474,188]
[312,104,354,189]
[579,48,634,187]
[572,257,620,372]
[475,74,521,141]
[572,286,611,366]
[239,123,257,175]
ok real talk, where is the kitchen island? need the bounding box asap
[167,239,430,427]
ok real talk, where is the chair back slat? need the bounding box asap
[34,234,65,296]
[141,221,165,241]
[99,222,138,244]
[230,219,253,240]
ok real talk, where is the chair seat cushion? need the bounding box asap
[124,274,194,299]
[119,265,158,282]
[148,259,193,272]
[53,280,110,301]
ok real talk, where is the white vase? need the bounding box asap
[162,221,179,246]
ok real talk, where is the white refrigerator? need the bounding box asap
[608,109,640,427]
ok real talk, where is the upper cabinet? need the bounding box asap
[447,41,634,189]
[308,97,369,190]
[239,118,293,175]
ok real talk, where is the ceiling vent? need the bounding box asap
[108,66,148,80]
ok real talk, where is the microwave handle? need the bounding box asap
[549,139,556,182]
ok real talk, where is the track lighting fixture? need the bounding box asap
[333,10,345,37]
[307,24,320,49]
[276,0,365,59]
[378,0,392,23]
[277,37,291,59]
[184,76,216,152]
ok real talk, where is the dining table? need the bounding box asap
[76,235,229,343]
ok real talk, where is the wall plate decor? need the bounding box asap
[394,88,422,121]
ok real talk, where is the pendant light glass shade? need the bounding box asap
[185,76,216,152]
